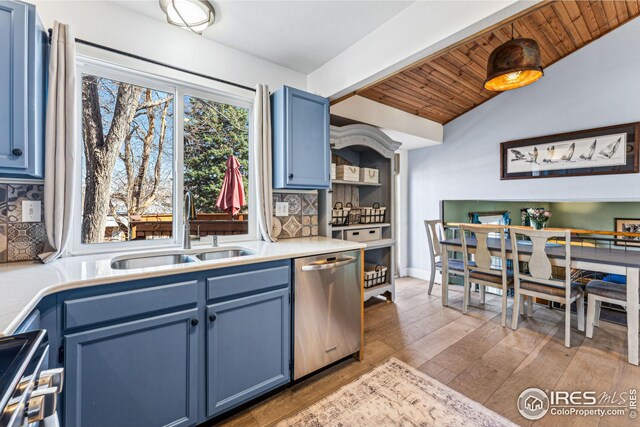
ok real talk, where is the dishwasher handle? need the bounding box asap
[301,256,358,271]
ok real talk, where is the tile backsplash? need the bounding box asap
[272,191,319,239]
[0,184,47,263]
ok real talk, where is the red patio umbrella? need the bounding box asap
[216,155,246,217]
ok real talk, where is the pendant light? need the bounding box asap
[484,24,543,91]
[159,0,216,35]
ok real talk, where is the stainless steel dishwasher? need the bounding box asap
[293,250,362,380]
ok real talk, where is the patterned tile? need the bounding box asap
[284,194,302,215]
[272,193,282,211]
[0,185,7,222]
[282,216,302,238]
[0,224,7,263]
[7,223,47,262]
[271,217,282,239]
[302,193,318,215]
[7,184,44,222]
[301,226,311,237]
[312,226,318,236]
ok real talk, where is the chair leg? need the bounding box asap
[462,277,470,314]
[564,302,572,348]
[512,291,521,330]
[428,267,436,295]
[586,294,596,339]
[526,296,534,318]
[577,295,585,332]
[593,300,602,327]
[500,292,507,327]
[480,285,486,305]
[520,295,526,317]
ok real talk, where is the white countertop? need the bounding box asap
[0,237,365,336]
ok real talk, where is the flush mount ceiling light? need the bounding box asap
[159,0,215,35]
[484,24,543,92]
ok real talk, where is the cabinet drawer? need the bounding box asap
[64,280,198,330]
[207,265,289,301]
[345,227,381,242]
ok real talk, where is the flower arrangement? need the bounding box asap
[524,208,552,230]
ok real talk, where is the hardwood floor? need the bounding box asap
[219,277,639,427]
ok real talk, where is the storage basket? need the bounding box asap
[364,264,388,288]
[360,202,386,224]
[346,202,362,225]
[331,202,350,226]
[336,165,360,182]
[359,167,379,183]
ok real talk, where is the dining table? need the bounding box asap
[439,237,640,366]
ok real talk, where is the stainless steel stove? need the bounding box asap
[0,331,63,427]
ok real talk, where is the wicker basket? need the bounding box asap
[360,202,386,224]
[331,202,350,226]
[364,264,388,288]
[345,202,362,226]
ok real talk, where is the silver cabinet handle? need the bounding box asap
[301,256,357,271]
[27,387,58,423]
[38,368,64,393]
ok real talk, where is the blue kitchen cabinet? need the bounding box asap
[0,0,47,178]
[271,86,330,189]
[52,261,291,426]
[206,288,290,417]
[64,308,199,427]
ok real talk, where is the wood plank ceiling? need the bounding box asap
[357,0,640,125]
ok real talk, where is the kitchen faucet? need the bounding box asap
[183,190,195,249]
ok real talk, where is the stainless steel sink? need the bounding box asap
[194,248,254,261]
[111,254,196,270]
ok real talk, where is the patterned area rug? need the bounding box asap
[277,358,517,427]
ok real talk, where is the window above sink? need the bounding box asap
[72,57,256,255]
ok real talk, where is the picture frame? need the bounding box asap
[614,218,640,247]
[500,122,639,180]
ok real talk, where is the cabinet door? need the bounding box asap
[287,87,330,188]
[64,309,199,427]
[0,1,28,170]
[206,288,290,417]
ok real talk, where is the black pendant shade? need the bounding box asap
[484,38,544,91]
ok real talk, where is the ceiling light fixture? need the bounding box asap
[484,23,543,92]
[159,0,215,35]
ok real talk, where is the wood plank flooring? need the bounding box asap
[218,277,640,427]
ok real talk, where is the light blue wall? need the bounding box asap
[408,17,640,275]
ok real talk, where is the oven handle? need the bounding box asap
[301,256,357,271]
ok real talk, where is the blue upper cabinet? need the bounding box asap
[272,86,330,189]
[0,0,47,179]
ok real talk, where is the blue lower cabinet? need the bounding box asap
[64,308,199,427]
[206,288,290,417]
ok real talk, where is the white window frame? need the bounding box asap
[71,56,256,255]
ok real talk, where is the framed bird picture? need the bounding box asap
[500,122,639,180]
[614,218,640,247]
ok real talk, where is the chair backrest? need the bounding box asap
[510,227,571,291]
[460,224,507,276]
[424,220,444,258]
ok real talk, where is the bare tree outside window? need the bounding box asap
[81,75,174,244]
[80,73,251,246]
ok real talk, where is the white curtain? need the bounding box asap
[253,84,276,242]
[39,22,77,263]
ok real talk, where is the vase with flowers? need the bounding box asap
[525,208,552,230]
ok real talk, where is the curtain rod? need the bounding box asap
[47,29,256,93]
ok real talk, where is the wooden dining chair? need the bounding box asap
[585,280,638,342]
[460,224,513,327]
[425,219,468,296]
[510,228,585,348]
